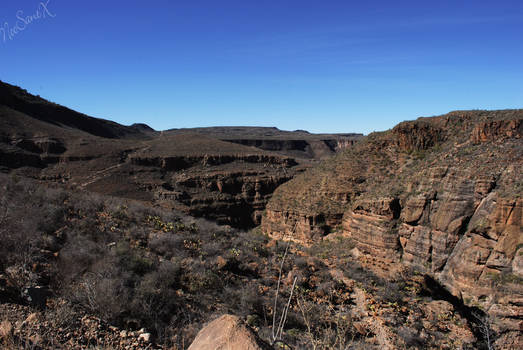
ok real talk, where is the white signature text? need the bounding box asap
[1,1,56,43]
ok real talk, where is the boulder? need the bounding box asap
[0,320,13,340]
[187,314,270,350]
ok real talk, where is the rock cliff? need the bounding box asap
[262,109,523,346]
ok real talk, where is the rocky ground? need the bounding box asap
[0,302,158,349]
[0,173,493,349]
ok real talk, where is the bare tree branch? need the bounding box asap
[271,222,297,344]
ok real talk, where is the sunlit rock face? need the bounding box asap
[262,109,523,347]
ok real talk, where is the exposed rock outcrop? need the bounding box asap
[187,315,270,350]
[14,138,66,154]
[471,119,522,144]
[441,195,522,337]
[392,120,443,151]
[342,197,401,261]
[262,109,523,347]
[130,153,297,171]
[159,168,297,227]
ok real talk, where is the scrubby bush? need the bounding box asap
[149,233,185,259]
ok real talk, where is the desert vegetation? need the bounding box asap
[0,173,493,349]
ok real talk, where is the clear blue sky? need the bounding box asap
[1,1,522,134]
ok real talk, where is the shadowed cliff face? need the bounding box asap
[124,140,302,228]
[262,109,523,346]
[217,138,359,159]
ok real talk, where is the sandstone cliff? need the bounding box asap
[262,109,523,346]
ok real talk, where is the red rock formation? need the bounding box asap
[471,119,522,144]
[392,120,443,151]
[342,198,401,260]
[262,110,523,346]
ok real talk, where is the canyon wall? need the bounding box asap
[262,110,523,345]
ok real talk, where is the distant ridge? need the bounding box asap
[0,81,151,139]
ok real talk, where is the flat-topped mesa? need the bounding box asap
[164,126,363,159]
[129,153,297,171]
[223,137,361,159]
[261,109,523,345]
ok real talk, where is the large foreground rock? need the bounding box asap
[187,315,270,350]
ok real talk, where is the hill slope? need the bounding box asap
[0,81,152,139]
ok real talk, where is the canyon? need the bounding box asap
[0,80,521,349]
[0,81,361,228]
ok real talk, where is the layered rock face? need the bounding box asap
[129,153,296,171]
[150,157,299,227]
[164,126,363,160]
[471,118,522,144]
[222,138,359,159]
[343,197,402,262]
[393,119,443,151]
[262,109,523,345]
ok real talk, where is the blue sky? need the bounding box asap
[1,1,522,134]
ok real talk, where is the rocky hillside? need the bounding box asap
[0,174,488,349]
[0,81,152,139]
[0,81,360,228]
[262,109,523,348]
